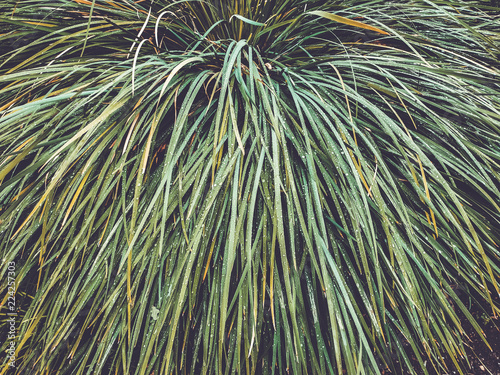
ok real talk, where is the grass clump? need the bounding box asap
[1,0,500,374]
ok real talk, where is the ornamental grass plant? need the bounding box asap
[1,0,500,374]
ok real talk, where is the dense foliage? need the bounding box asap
[1,0,500,374]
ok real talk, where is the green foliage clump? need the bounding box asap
[1,0,500,374]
